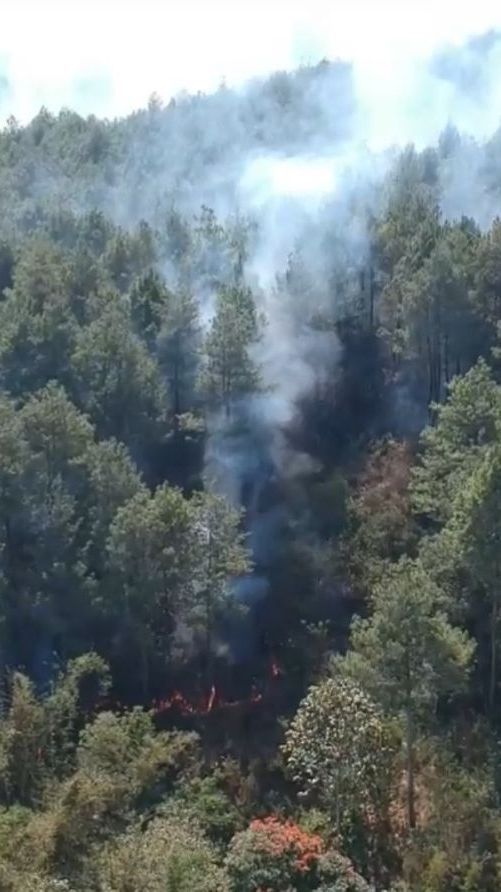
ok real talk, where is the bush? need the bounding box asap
[225,816,369,892]
[95,816,229,891]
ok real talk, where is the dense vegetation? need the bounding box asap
[1,57,501,890]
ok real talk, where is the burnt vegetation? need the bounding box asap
[1,56,501,891]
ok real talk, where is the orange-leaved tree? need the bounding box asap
[225,815,369,891]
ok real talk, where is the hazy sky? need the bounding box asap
[1,0,501,124]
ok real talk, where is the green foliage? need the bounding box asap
[342,439,418,594]
[202,285,261,411]
[473,219,501,327]
[105,483,251,690]
[0,654,109,807]
[129,270,173,345]
[403,744,501,892]
[71,295,165,444]
[225,816,369,892]
[0,76,501,892]
[411,359,501,524]
[44,653,111,778]
[95,816,229,891]
[106,483,198,680]
[436,444,501,712]
[343,560,474,720]
[340,558,474,830]
[411,367,501,710]
[158,288,201,415]
[77,709,198,804]
[283,679,394,827]
[0,239,77,397]
[189,490,249,673]
[81,438,145,578]
[168,773,244,846]
[0,673,46,806]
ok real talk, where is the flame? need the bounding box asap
[152,657,281,718]
[270,657,282,679]
[207,684,216,713]
[153,684,265,717]
[250,686,263,705]
[154,690,197,716]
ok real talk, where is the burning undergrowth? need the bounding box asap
[151,656,283,720]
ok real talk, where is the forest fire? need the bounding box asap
[152,657,282,718]
[270,656,282,679]
[152,684,263,717]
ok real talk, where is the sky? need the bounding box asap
[1,0,501,127]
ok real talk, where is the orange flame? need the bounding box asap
[152,658,283,718]
[270,657,282,679]
[207,684,216,713]
[154,690,197,716]
[153,684,266,717]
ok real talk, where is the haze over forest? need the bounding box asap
[1,6,501,891]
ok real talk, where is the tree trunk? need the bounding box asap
[426,334,434,408]
[489,594,498,715]
[139,632,149,701]
[369,264,376,330]
[405,707,416,830]
[172,335,181,416]
[205,593,215,690]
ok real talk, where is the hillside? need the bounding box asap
[0,54,501,891]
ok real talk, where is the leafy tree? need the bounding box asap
[340,559,474,829]
[410,363,501,716]
[376,148,441,277]
[395,222,483,403]
[103,224,156,293]
[224,213,256,284]
[160,207,193,273]
[129,270,172,346]
[43,652,110,780]
[0,240,14,294]
[0,396,31,601]
[76,709,197,803]
[67,246,107,324]
[190,491,249,684]
[0,653,109,807]
[202,285,261,415]
[19,385,93,649]
[0,673,45,806]
[283,679,393,829]
[0,386,95,669]
[473,218,501,328]
[81,438,144,581]
[7,711,197,884]
[71,296,165,445]
[403,744,501,892]
[169,772,244,846]
[158,288,201,417]
[76,209,112,257]
[20,382,94,482]
[95,816,229,892]
[448,445,501,713]
[0,239,77,396]
[225,816,369,892]
[2,69,501,892]
[342,438,418,596]
[411,359,501,525]
[106,484,197,693]
[193,206,232,289]
[0,388,100,668]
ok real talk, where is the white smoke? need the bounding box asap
[5,18,501,511]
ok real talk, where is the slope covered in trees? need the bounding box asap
[1,55,501,890]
